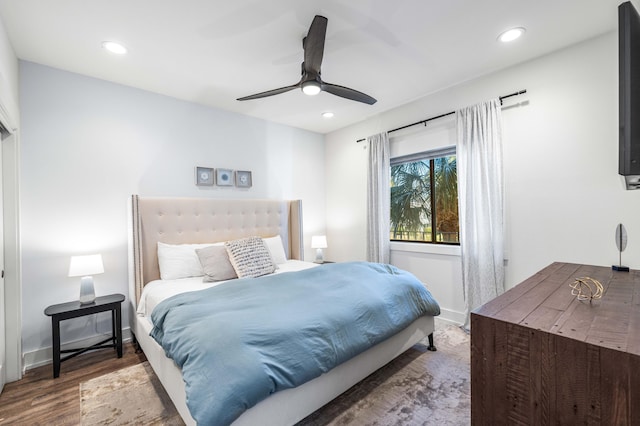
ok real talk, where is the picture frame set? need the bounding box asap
[195,166,252,188]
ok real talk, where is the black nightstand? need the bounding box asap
[44,293,124,378]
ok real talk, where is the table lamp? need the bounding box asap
[68,254,104,304]
[311,235,328,263]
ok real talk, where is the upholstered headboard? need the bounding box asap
[128,195,303,306]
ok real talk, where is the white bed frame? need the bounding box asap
[128,195,435,425]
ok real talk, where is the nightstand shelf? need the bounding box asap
[44,293,124,378]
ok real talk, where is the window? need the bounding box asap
[390,147,459,244]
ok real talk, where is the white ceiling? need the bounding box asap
[0,0,621,134]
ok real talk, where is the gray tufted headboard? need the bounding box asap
[128,195,303,306]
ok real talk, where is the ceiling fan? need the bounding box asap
[237,15,377,105]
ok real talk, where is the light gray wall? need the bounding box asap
[325,31,639,324]
[19,61,325,363]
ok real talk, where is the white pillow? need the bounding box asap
[225,236,276,278]
[157,242,218,280]
[262,236,288,265]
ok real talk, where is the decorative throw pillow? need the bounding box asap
[196,245,238,282]
[225,236,276,278]
[262,236,288,265]
[157,242,214,280]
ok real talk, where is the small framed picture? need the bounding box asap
[195,166,214,186]
[236,170,252,188]
[216,168,234,186]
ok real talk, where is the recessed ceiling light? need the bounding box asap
[102,41,128,55]
[321,111,334,119]
[498,27,525,43]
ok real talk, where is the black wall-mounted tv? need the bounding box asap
[619,1,640,189]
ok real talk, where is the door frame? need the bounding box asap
[0,87,22,384]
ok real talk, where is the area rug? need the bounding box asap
[80,322,470,425]
[296,322,470,425]
[80,361,184,425]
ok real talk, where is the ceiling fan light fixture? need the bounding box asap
[102,41,128,55]
[302,80,321,96]
[237,15,376,105]
[498,27,525,43]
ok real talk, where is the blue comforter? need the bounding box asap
[150,261,440,425]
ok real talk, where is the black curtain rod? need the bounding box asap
[355,89,526,143]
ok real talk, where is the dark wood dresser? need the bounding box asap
[471,262,640,425]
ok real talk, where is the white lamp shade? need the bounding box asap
[68,254,104,277]
[311,235,328,249]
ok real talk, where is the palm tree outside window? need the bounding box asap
[390,149,459,244]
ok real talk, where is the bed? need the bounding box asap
[128,195,439,425]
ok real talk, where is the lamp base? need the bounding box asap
[612,265,630,272]
[79,276,96,304]
[314,248,324,264]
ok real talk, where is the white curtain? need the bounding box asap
[456,99,505,329]
[366,132,390,264]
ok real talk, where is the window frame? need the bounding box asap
[390,147,459,246]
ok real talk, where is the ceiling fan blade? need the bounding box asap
[236,84,299,101]
[322,82,377,105]
[303,15,328,74]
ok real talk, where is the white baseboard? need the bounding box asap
[22,327,132,373]
[436,307,466,326]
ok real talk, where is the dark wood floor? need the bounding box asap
[0,343,146,425]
